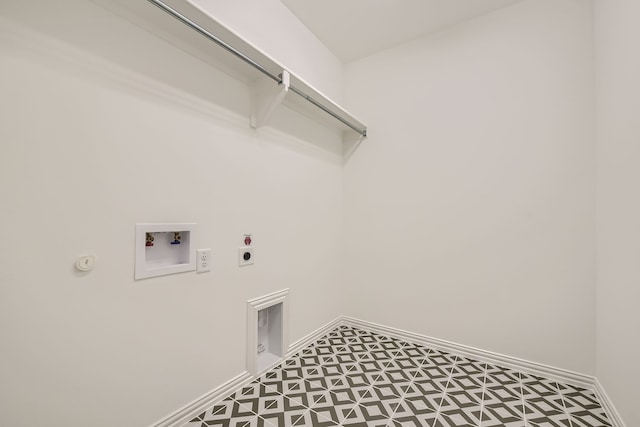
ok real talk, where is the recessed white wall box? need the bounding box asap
[135,223,195,280]
[247,289,289,376]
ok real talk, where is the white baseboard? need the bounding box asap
[150,316,626,427]
[286,316,343,357]
[593,378,627,427]
[341,316,594,388]
[148,317,342,427]
[148,371,253,427]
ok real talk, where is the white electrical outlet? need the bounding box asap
[197,248,211,273]
[238,247,254,267]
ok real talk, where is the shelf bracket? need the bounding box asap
[250,70,290,129]
[343,130,365,156]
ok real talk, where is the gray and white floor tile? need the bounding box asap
[183,326,612,427]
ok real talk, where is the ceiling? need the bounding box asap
[280,0,525,62]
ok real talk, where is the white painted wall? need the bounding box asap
[0,1,344,426]
[594,1,640,425]
[190,0,344,103]
[343,0,596,374]
[4,0,636,425]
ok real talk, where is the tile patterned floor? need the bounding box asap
[183,326,611,427]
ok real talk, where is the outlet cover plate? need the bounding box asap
[239,247,254,267]
[197,248,211,273]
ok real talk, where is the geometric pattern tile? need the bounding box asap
[182,326,612,427]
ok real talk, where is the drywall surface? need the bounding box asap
[190,0,344,104]
[0,2,344,426]
[594,0,640,425]
[343,0,596,374]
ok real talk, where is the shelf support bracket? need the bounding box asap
[250,70,290,129]
[343,131,365,157]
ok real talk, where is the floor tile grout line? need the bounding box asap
[300,383,347,426]
[260,370,328,412]
[375,347,434,427]
[430,354,459,427]
[225,396,277,427]
[518,371,527,427]
[322,337,381,426]
[555,381,575,427]
[476,362,489,427]
[325,375,386,426]
[292,357,357,427]
[375,342,434,392]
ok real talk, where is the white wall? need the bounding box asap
[0,1,344,426]
[190,0,344,103]
[594,1,640,425]
[4,0,636,425]
[343,0,596,374]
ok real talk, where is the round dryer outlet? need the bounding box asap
[239,247,254,267]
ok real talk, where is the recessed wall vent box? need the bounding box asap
[247,289,289,376]
[135,223,195,280]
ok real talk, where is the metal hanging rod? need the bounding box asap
[146,0,367,138]
[288,86,367,137]
[146,0,282,84]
